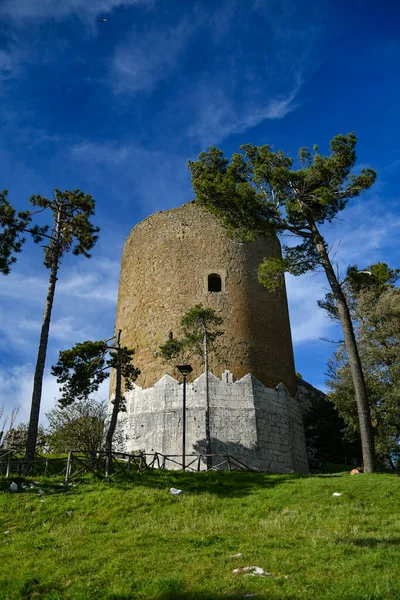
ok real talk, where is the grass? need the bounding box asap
[0,469,399,599]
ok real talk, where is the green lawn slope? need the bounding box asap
[1,471,399,599]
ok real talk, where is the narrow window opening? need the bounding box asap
[208,273,222,292]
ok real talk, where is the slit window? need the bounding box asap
[208,273,222,292]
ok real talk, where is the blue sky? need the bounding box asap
[0,0,399,424]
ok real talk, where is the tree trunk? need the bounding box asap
[308,218,375,472]
[203,326,212,470]
[24,210,63,468]
[105,330,122,476]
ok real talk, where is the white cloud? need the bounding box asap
[284,189,400,351]
[0,273,48,302]
[384,157,400,173]
[0,252,120,371]
[0,260,119,306]
[187,84,300,146]
[285,272,337,345]
[0,366,58,425]
[171,3,321,146]
[0,44,29,93]
[283,189,400,348]
[0,365,111,427]
[70,140,192,213]
[106,0,325,144]
[0,0,152,21]
[57,271,118,304]
[0,49,20,81]
[112,19,193,95]
[325,194,400,270]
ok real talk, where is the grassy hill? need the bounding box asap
[1,470,399,599]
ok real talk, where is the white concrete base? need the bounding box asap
[114,371,309,473]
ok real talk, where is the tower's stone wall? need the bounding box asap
[117,371,309,473]
[113,202,296,396]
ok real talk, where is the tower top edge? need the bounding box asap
[125,200,199,241]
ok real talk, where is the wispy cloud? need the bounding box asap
[187,84,300,146]
[0,0,152,21]
[70,140,192,213]
[0,41,31,94]
[166,2,323,146]
[284,188,400,348]
[325,193,400,270]
[0,273,48,302]
[0,365,110,426]
[104,0,327,146]
[112,19,193,95]
[286,272,337,345]
[383,157,400,173]
[0,48,20,81]
[0,254,120,365]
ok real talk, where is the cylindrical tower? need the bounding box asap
[113,202,296,396]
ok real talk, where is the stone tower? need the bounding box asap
[112,202,308,473]
[114,201,296,395]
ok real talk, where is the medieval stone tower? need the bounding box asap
[113,202,308,473]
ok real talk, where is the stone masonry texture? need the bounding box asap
[117,371,309,474]
[112,201,297,396]
[111,202,309,473]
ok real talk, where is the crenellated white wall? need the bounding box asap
[115,370,309,473]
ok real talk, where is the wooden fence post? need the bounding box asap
[65,451,72,483]
[6,452,12,479]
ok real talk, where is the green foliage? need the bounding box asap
[0,188,99,273]
[51,340,139,409]
[29,188,100,267]
[0,190,32,274]
[325,264,400,466]
[189,133,378,471]
[158,338,188,364]
[46,399,106,453]
[158,304,224,364]
[1,422,47,452]
[1,471,399,599]
[3,188,101,463]
[302,388,362,465]
[188,133,376,278]
[180,304,224,355]
[258,256,287,291]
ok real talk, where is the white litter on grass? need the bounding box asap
[21,483,27,489]
[232,567,273,577]
[57,483,64,487]
[10,482,18,492]
[230,553,244,557]
[38,489,45,495]
[33,481,40,485]
[66,510,73,516]
[39,500,45,503]
[29,483,35,489]
[169,487,183,495]
[4,531,10,535]
[332,492,342,497]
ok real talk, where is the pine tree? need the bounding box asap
[189,133,377,471]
